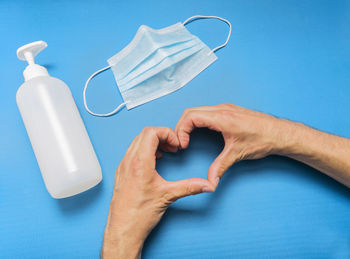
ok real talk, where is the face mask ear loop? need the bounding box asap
[83,65,127,117]
[183,15,232,54]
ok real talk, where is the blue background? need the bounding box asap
[1,0,350,258]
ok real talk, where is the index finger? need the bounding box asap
[175,110,222,149]
[137,127,180,157]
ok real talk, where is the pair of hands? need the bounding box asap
[102,103,293,258]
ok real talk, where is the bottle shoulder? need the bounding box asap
[19,76,67,88]
[17,76,70,98]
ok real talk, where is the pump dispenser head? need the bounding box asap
[17,41,49,81]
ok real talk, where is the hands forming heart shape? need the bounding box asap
[102,103,350,258]
[102,103,291,257]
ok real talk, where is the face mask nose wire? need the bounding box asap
[183,15,232,54]
[83,65,128,117]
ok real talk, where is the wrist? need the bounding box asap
[102,227,144,259]
[271,118,309,157]
[102,199,146,259]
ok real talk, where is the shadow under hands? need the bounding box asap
[144,128,350,256]
[214,155,350,203]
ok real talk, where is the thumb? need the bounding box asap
[208,146,236,188]
[166,178,214,202]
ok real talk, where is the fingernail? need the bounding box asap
[202,186,213,193]
[215,177,220,186]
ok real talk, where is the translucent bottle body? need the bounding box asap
[16,76,102,198]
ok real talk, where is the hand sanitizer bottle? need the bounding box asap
[16,41,102,199]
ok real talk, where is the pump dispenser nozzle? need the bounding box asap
[17,41,49,81]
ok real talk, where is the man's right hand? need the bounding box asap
[175,103,303,188]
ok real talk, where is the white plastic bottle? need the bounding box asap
[16,41,102,199]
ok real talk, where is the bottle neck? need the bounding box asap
[23,64,49,81]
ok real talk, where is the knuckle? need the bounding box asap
[186,183,196,196]
[220,110,234,119]
[142,126,155,136]
[219,103,233,108]
[186,111,199,123]
[184,108,191,114]
[183,108,194,117]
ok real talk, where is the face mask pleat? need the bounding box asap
[117,38,199,82]
[108,23,193,78]
[116,43,203,92]
[120,45,217,109]
[116,39,202,89]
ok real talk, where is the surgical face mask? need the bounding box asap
[83,15,231,117]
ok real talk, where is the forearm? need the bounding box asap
[277,120,350,187]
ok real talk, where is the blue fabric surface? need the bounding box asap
[0,0,349,258]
